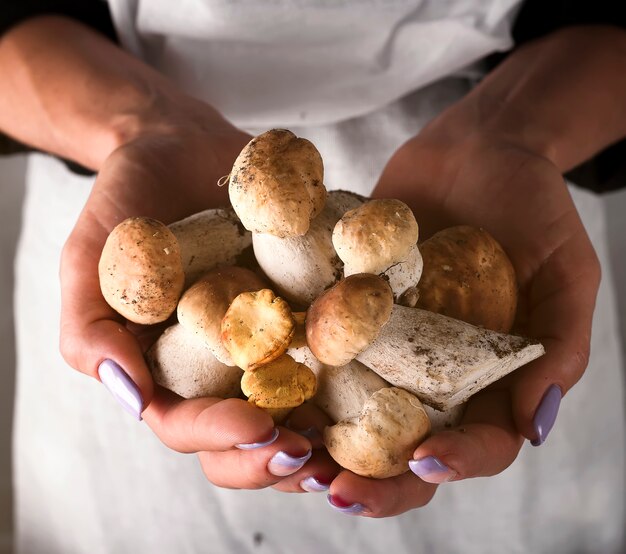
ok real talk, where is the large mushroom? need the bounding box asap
[306,274,544,411]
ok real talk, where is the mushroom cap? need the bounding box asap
[241,354,317,411]
[323,387,431,478]
[416,225,518,333]
[306,274,393,367]
[332,199,419,275]
[98,217,184,325]
[146,323,243,399]
[229,129,326,238]
[221,289,296,371]
[177,266,266,365]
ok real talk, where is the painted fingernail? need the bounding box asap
[300,476,331,493]
[98,359,143,421]
[327,494,367,515]
[235,428,280,450]
[409,456,456,483]
[268,450,312,477]
[531,384,562,446]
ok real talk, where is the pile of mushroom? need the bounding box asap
[98,128,545,479]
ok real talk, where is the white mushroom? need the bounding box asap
[332,199,423,306]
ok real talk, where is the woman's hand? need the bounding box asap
[58,117,339,490]
[318,109,600,517]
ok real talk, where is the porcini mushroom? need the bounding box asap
[177,266,266,365]
[305,277,543,411]
[221,289,296,371]
[324,387,431,479]
[240,354,317,422]
[146,323,242,399]
[305,273,394,366]
[332,199,423,306]
[99,217,184,324]
[228,129,326,238]
[416,225,518,333]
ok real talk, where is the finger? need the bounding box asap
[198,427,313,490]
[325,470,437,518]
[273,449,341,493]
[143,389,277,453]
[60,223,154,419]
[512,229,600,445]
[410,389,523,484]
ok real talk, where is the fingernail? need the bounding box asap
[98,359,143,421]
[531,384,562,446]
[327,494,367,515]
[235,428,280,450]
[300,476,331,493]
[409,456,456,483]
[268,450,312,477]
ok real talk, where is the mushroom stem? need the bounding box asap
[252,190,366,307]
[356,305,545,411]
[168,207,252,288]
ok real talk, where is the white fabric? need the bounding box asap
[11,1,626,552]
[108,0,520,127]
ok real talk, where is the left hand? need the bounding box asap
[309,111,600,517]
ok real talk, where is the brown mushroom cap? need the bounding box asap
[177,266,266,365]
[332,199,419,275]
[228,129,326,237]
[416,226,518,333]
[306,274,394,366]
[221,289,296,371]
[98,217,184,325]
[323,387,431,478]
[241,354,317,422]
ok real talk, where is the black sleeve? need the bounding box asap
[507,0,626,193]
[0,1,117,175]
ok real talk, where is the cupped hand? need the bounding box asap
[58,115,327,490]
[321,117,600,516]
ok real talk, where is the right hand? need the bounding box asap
[59,112,337,490]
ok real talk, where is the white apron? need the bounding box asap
[13,1,625,552]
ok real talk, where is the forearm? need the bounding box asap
[431,25,626,172]
[0,16,223,170]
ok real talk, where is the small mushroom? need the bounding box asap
[177,266,266,365]
[417,225,518,333]
[99,217,184,324]
[305,274,394,367]
[221,289,296,371]
[146,323,242,399]
[229,129,326,238]
[332,199,423,305]
[168,207,252,288]
[324,387,431,479]
[252,189,366,307]
[240,354,317,422]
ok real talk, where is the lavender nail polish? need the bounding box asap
[531,384,562,446]
[300,476,330,493]
[267,450,312,477]
[327,494,367,515]
[409,456,456,483]
[98,359,143,421]
[235,428,280,450]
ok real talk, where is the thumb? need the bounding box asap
[60,223,154,420]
